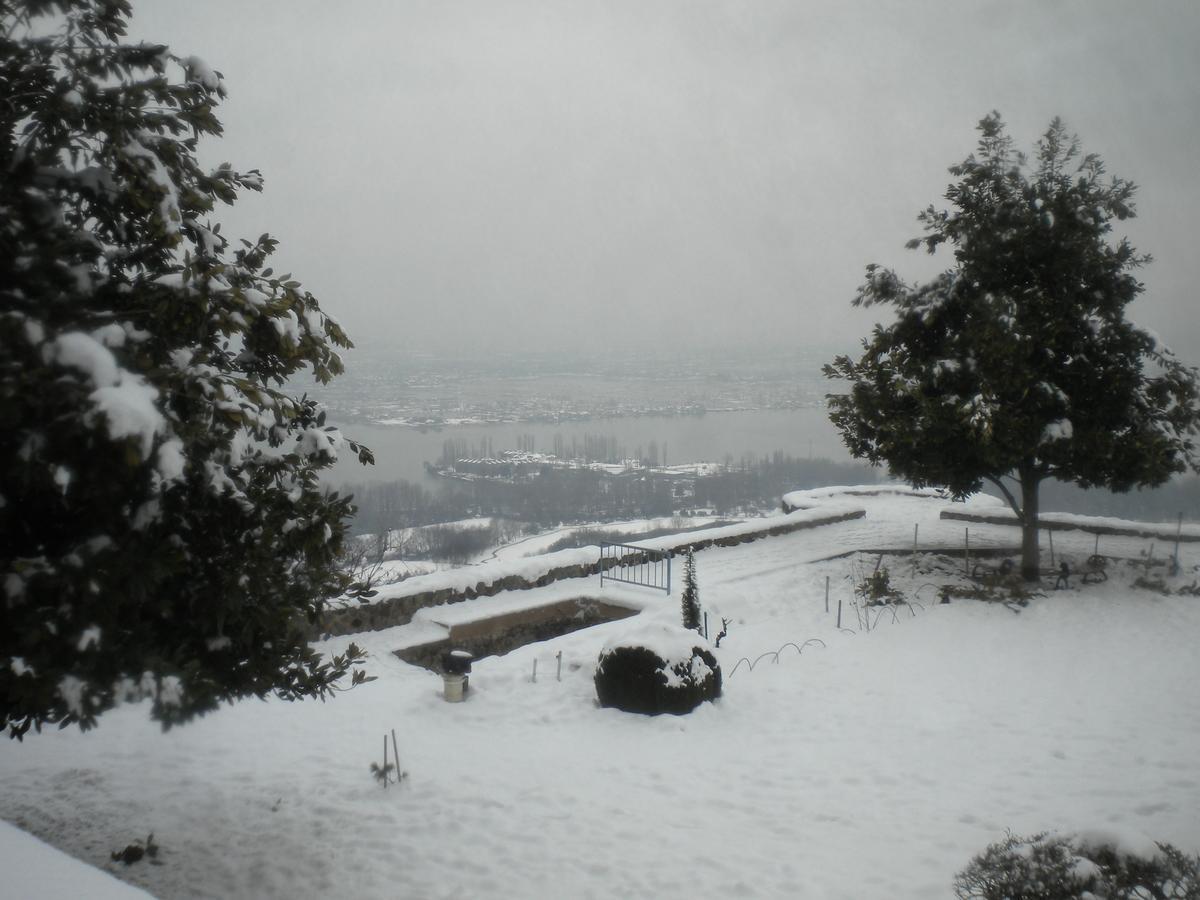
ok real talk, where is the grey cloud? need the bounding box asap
[130,0,1200,358]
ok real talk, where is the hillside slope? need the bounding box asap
[1,488,1197,898]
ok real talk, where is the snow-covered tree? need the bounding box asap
[1,0,375,738]
[825,113,1200,581]
[681,548,701,631]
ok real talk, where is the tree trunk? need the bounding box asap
[1020,474,1041,582]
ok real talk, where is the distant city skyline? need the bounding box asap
[133,1,1200,361]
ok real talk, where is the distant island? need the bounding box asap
[425,448,727,483]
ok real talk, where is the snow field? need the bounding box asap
[1,489,1198,898]
[0,820,155,899]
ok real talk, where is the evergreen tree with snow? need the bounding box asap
[681,548,701,631]
[1,0,375,738]
[825,113,1200,581]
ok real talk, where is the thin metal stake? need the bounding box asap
[964,528,970,576]
[556,650,562,682]
[1048,529,1055,567]
[532,658,537,683]
[912,524,918,576]
[837,597,842,629]
[391,730,400,783]
[1175,512,1183,571]
[825,575,830,613]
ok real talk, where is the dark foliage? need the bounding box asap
[826,113,1200,580]
[112,833,159,866]
[1,0,373,737]
[954,831,1200,899]
[857,565,902,606]
[681,548,701,630]
[594,643,721,716]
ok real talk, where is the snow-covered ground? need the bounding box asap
[0,820,154,899]
[353,514,734,590]
[483,515,730,562]
[2,488,1198,898]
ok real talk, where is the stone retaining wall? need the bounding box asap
[316,507,865,638]
[393,597,637,671]
[940,509,1200,542]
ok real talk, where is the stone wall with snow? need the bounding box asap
[315,499,865,638]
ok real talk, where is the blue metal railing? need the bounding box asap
[599,542,671,593]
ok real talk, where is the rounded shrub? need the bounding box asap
[954,831,1199,900]
[594,623,721,715]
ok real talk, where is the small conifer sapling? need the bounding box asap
[681,548,701,632]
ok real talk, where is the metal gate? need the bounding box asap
[599,542,671,593]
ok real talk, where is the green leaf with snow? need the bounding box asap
[826,113,1200,582]
[0,0,373,738]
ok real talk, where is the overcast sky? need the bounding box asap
[130,1,1200,360]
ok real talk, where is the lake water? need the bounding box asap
[326,406,850,487]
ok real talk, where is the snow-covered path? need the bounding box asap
[1,489,1197,899]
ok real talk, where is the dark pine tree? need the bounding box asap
[681,548,701,631]
[825,113,1200,581]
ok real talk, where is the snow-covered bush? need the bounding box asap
[856,564,902,606]
[953,831,1199,899]
[594,623,721,715]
